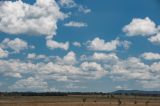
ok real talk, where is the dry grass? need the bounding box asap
[0,95,159,106]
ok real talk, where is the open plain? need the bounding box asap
[0,95,159,106]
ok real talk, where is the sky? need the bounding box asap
[0,0,160,92]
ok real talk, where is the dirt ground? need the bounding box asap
[0,95,159,106]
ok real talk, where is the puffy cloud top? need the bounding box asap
[141,52,160,60]
[46,39,69,50]
[0,0,66,36]
[0,48,8,58]
[123,17,157,36]
[86,37,130,51]
[1,38,28,53]
[87,37,120,51]
[63,51,76,65]
[148,33,160,44]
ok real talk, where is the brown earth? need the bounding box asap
[0,95,159,106]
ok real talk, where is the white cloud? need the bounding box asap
[115,85,128,90]
[27,53,47,60]
[92,52,118,61]
[0,47,8,58]
[59,0,76,8]
[1,38,28,53]
[150,62,160,73]
[141,52,160,60]
[27,53,36,59]
[10,77,52,92]
[78,5,91,14]
[64,21,87,28]
[90,52,160,89]
[63,51,76,65]
[148,33,160,44]
[0,53,110,85]
[87,37,129,51]
[120,40,131,50]
[56,51,77,65]
[123,17,157,36]
[66,83,86,89]
[123,17,160,45]
[0,59,35,78]
[109,57,151,81]
[0,58,81,80]
[140,80,160,89]
[1,50,160,89]
[87,37,120,51]
[51,76,69,82]
[0,0,66,36]
[40,62,81,75]
[108,57,160,89]
[73,41,81,47]
[59,0,91,14]
[46,39,69,50]
[80,61,108,79]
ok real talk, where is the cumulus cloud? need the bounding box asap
[109,57,152,81]
[10,77,56,92]
[72,41,81,47]
[141,52,160,60]
[1,38,28,53]
[1,49,160,90]
[59,0,91,14]
[64,21,87,28]
[115,85,128,90]
[0,47,8,58]
[78,5,91,14]
[150,62,160,73]
[66,83,86,89]
[0,0,66,36]
[92,52,118,61]
[140,80,160,89]
[40,62,82,75]
[148,33,160,44]
[0,59,79,80]
[80,62,108,79]
[27,53,47,60]
[27,53,36,59]
[86,37,130,51]
[123,17,157,36]
[59,0,76,8]
[0,52,109,87]
[55,51,77,65]
[123,17,160,45]
[87,37,120,51]
[46,39,69,50]
[63,51,76,65]
[120,40,132,50]
[0,59,34,78]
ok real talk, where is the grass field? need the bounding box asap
[0,95,160,106]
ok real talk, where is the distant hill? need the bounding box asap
[111,90,160,96]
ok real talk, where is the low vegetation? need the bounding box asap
[0,92,160,106]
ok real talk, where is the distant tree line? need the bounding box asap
[112,92,160,97]
[0,92,106,96]
[0,91,160,97]
[112,90,160,97]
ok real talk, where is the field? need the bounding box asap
[0,95,160,106]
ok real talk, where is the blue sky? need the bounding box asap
[0,0,160,92]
